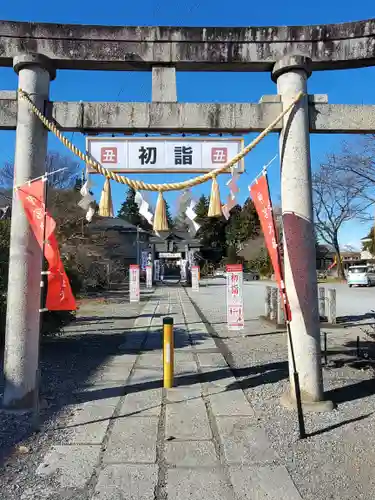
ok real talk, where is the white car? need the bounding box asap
[347,265,375,287]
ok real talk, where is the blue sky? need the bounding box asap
[1,1,374,248]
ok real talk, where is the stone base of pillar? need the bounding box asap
[0,397,48,415]
[280,390,336,413]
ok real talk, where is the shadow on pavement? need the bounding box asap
[307,412,373,438]
[336,312,375,327]
[0,320,203,466]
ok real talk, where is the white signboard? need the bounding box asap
[180,260,187,281]
[129,264,140,303]
[191,266,200,292]
[226,264,244,330]
[159,252,182,258]
[141,251,148,271]
[154,260,160,281]
[146,265,153,289]
[86,137,245,174]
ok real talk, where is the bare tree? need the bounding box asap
[329,139,375,213]
[0,150,81,190]
[313,157,371,279]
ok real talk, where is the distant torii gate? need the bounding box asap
[1,19,375,411]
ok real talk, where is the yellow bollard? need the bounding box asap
[163,317,174,388]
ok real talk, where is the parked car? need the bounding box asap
[347,265,375,287]
[214,269,226,278]
[243,270,260,281]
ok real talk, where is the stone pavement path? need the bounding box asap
[30,287,302,500]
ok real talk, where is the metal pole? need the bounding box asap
[323,332,327,366]
[33,174,49,430]
[286,320,306,439]
[163,317,174,388]
[357,335,360,358]
[136,226,140,266]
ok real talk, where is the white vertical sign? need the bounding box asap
[129,264,140,302]
[146,265,153,289]
[180,260,187,281]
[191,266,200,292]
[154,260,160,281]
[226,264,244,330]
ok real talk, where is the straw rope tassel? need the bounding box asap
[98,178,114,217]
[208,176,222,217]
[153,191,169,231]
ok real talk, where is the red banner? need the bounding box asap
[17,179,76,311]
[249,174,291,321]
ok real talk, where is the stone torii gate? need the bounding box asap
[1,19,375,410]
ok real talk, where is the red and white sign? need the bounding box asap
[249,174,291,321]
[146,265,153,289]
[101,147,118,163]
[211,147,228,164]
[87,137,245,174]
[191,266,200,292]
[226,264,244,330]
[129,264,140,302]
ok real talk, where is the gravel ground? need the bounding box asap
[186,281,375,500]
[0,291,149,500]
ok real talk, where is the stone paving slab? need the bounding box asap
[96,363,133,382]
[36,445,101,488]
[119,388,162,417]
[93,464,158,500]
[166,398,212,440]
[166,385,202,402]
[197,352,229,368]
[167,468,235,500]
[128,368,163,387]
[216,417,279,465]
[104,417,159,464]
[229,465,303,500]
[209,389,256,417]
[60,403,114,445]
[166,440,219,467]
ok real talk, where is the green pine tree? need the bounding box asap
[194,194,209,220]
[118,187,151,230]
[165,200,174,229]
[240,198,261,242]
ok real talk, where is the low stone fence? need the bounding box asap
[264,286,337,325]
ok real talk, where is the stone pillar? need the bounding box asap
[272,56,332,410]
[264,286,271,318]
[3,54,55,409]
[318,287,326,319]
[270,288,277,322]
[152,67,177,102]
[327,289,336,325]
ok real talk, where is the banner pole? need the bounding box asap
[33,173,49,431]
[286,319,306,439]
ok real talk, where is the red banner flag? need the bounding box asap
[17,179,76,311]
[249,174,291,321]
